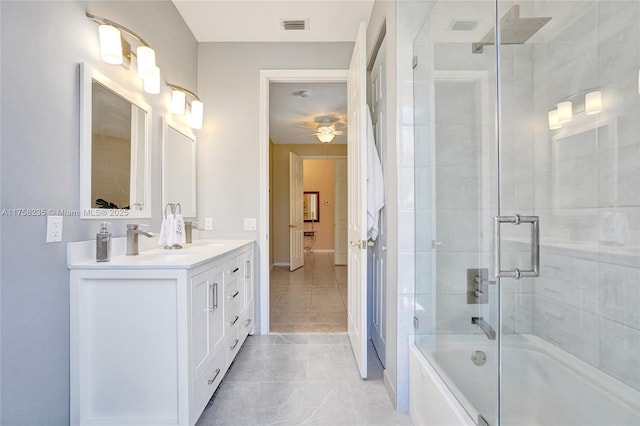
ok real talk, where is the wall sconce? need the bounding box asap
[87,12,159,94]
[548,109,562,130]
[557,101,573,123]
[585,91,602,115]
[167,83,204,130]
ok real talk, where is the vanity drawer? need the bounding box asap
[192,349,226,421]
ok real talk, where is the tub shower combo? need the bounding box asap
[413,1,640,425]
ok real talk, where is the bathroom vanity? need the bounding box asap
[68,240,255,426]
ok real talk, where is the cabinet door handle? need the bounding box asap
[229,290,240,299]
[229,315,239,326]
[207,368,221,385]
[232,267,239,274]
[245,260,251,279]
[244,318,252,327]
[209,283,218,311]
[229,339,239,350]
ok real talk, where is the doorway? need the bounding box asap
[258,70,348,333]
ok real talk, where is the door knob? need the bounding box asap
[289,224,295,228]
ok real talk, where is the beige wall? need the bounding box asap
[270,143,347,265]
[303,159,334,250]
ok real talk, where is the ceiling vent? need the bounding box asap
[450,20,479,31]
[281,19,309,31]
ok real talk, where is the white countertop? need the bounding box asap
[67,239,254,270]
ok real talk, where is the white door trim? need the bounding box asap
[258,69,348,334]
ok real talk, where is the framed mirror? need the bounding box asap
[303,191,319,222]
[79,63,151,219]
[162,118,197,218]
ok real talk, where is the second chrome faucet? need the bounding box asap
[126,224,154,256]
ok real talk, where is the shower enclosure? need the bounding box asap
[413,1,640,425]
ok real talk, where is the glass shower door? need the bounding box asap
[413,1,501,424]
[498,1,640,425]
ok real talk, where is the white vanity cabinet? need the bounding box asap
[68,240,255,426]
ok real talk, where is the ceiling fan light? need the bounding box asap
[317,133,335,143]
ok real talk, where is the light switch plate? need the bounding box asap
[46,216,63,243]
[244,218,256,231]
[204,217,213,231]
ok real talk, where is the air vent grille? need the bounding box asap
[281,19,309,31]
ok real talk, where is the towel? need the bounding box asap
[367,105,384,241]
[159,214,177,246]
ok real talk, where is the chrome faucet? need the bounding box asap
[472,317,496,340]
[126,224,154,256]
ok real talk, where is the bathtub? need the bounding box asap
[410,334,640,426]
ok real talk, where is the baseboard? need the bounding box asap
[383,369,397,409]
[272,262,289,267]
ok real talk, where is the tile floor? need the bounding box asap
[196,333,412,426]
[270,252,348,333]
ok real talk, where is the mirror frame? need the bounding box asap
[161,117,197,218]
[303,191,320,222]
[79,62,152,219]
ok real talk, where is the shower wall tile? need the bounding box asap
[398,252,416,295]
[435,210,482,252]
[599,318,640,391]
[398,167,415,210]
[598,263,640,330]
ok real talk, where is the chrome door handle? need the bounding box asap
[209,282,219,311]
[350,240,375,249]
[493,214,539,279]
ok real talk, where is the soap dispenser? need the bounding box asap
[96,222,111,262]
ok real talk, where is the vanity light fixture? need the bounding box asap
[585,91,602,115]
[167,83,204,130]
[87,12,159,94]
[557,101,573,123]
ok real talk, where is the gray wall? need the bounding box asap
[195,42,354,332]
[0,1,197,423]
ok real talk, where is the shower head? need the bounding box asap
[472,5,551,54]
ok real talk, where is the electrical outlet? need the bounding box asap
[46,216,63,243]
[204,217,213,231]
[244,218,256,231]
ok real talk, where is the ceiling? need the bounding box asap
[269,82,347,145]
[172,0,374,43]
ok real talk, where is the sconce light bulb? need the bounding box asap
[557,101,573,123]
[585,91,602,115]
[190,100,204,130]
[143,66,160,95]
[98,25,123,65]
[171,90,186,114]
[136,46,156,80]
[548,109,561,130]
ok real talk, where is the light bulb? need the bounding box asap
[585,91,602,115]
[548,109,561,130]
[98,25,122,65]
[143,66,160,95]
[190,100,203,130]
[557,101,573,123]
[136,46,156,80]
[171,90,186,114]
